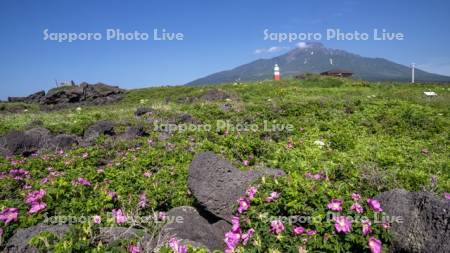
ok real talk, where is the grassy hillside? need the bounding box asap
[0,76,449,252]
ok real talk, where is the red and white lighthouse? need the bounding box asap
[273,64,280,80]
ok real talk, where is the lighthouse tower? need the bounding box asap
[273,64,280,81]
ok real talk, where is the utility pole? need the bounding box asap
[411,63,415,83]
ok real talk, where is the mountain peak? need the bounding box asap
[187,44,450,85]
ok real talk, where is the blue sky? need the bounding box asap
[1,0,449,99]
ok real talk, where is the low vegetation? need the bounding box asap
[1,76,449,252]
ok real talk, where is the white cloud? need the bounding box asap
[296,42,310,49]
[254,46,288,54]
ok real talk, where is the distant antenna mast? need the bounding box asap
[411,63,415,83]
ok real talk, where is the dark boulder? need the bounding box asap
[174,113,201,124]
[135,107,154,117]
[376,189,450,253]
[2,128,51,156]
[0,103,29,113]
[7,97,27,103]
[4,224,70,253]
[0,146,10,157]
[83,120,116,142]
[25,120,44,129]
[188,152,285,222]
[96,227,152,245]
[40,83,124,107]
[162,206,229,251]
[8,91,45,103]
[27,91,46,103]
[119,126,148,140]
[43,86,84,105]
[50,134,79,150]
[200,89,231,101]
[220,103,233,112]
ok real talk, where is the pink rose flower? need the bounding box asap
[327,199,343,212]
[28,202,47,214]
[306,229,317,236]
[237,197,250,213]
[224,231,241,250]
[351,193,361,201]
[93,215,101,224]
[73,177,91,186]
[334,216,353,234]
[444,192,450,200]
[107,190,118,201]
[25,189,46,204]
[138,192,147,209]
[112,209,127,224]
[158,211,167,221]
[350,203,364,213]
[168,237,187,253]
[270,220,285,234]
[241,228,254,245]
[231,216,241,233]
[362,219,372,235]
[0,207,19,224]
[128,244,140,253]
[368,237,382,253]
[246,186,257,200]
[266,192,280,202]
[367,198,383,212]
[293,226,305,235]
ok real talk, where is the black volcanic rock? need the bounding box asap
[376,189,450,253]
[188,152,285,222]
[6,83,125,110]
[1,128,51,156]
[83,120,116,142]
[41,83,124,106]
[50,134,79,150]
[5,224,70,253]
[135,107,154,116]
[8,90,45,103]
[162,206,229,251]
[200,89,231,101]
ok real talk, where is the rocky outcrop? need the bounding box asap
[1,128,51,156]
[0,128,82,156]
[188,152,285,222]
[50,134,80,150]
[135,107,154,117]
[83,120,116,142]
[118,126,148,141]
[161,206,230,251]
[8,91,45,103]
[41,83,124,106]
[7,83,124,110]
[376,189,450,253]
[173,113,201,124]
[0,119,153,157]
[5,224,156,253]
[200,89,231,101]
[4,224,70,253]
